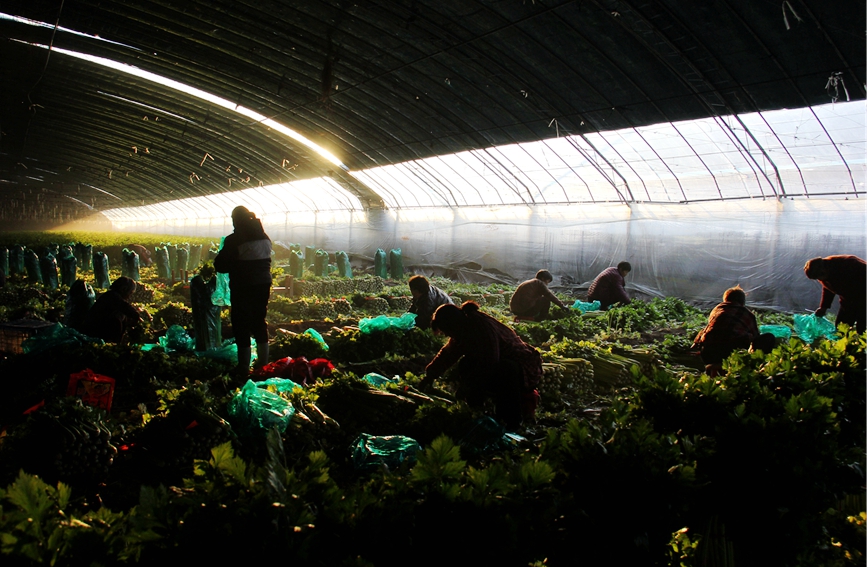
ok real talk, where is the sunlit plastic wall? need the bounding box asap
[101,197,864,314]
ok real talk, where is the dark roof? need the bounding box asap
[1,0,864,223]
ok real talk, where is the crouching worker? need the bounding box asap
[419,302,542,430]
[81,276,151,344]
[692,286,775,373]
[408,275,453,330]
[509,269,569,321]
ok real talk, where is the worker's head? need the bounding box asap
[431,301,479,337]
[722,285,746,306]
[617,261,632,278]
[408,275,431,299]
[231,205,254,227]
[535,270,553,284]
[110,276,137,301]
[804,258,827,280]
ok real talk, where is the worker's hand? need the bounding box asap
[814,308,827,318]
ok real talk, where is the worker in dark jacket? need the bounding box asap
[420,301,542,430]
[214,206,272,375]
[408,275,453,330]
[804,255,866,333]
[692,285,775,369]
[509,270,568,321]
[80,276,150,343]
[587,261,631,310]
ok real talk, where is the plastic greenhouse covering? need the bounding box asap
[101,101,865,315]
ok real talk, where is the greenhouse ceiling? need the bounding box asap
[0,0,864,224]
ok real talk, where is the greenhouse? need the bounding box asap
[0,1,864,566]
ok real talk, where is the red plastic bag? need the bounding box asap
[252,357,294,379]
[66,368,116,412]
[252,356,334,385]
[309,358,335,379]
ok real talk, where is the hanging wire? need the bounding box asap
[19,0,66,154]
[781,1,802,30]
[825,72,850,103]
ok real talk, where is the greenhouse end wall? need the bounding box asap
[109,199,866,314]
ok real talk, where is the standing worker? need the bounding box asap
[509,270,569,321]
[804,255,866,333]
[587,261,631,310]
[419,302,542,430]
[214,206,273,376]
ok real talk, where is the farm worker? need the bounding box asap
[214,206,273,376]
[804,255,866,334]
[587,261,631,310]
[509,269,569,321]
[692,285,775,371]
[125,244,153,266]
[419,301,542,430]
[408,275,454,330]
[80,276,151,344]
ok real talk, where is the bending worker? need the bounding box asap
[81,276,150,344]
[419,301,542,430]
[510,269,569,321]
[692,285,775,371]
[214,206,273,375]
[587,261,631,310]
[804,255,866,333]
[408,275,454,330]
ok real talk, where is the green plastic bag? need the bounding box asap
[358,313,417,334]
[10,245,24,275]
[459,416,525,456]
[24,249,42,283]
[74,243,92,271]
[60,255,77,288]
[176,244,189,273]
[572,300,601,313]
[155,246,171,278]
[759,325,792,340]
[40,254,58,290]
[189,243,203,269]
[158,325,196,352]
[23,322,103,354]
[388,248,404,279]
[166,243,178,273]
[363,373,397,387]
[351,433,422,472]
[122,248,141,281]
[793,314,837,343]
[191,275,222,351]
[289,249,304,278]
[194,339,244,361]
[227,379,296,435]
[313,249,329,277]
[304,328,329,350]
[212,237,231,306]
[304,245,316,264]
[92,252,110,289]
[336,251,352,278]
[374,248,387,279]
